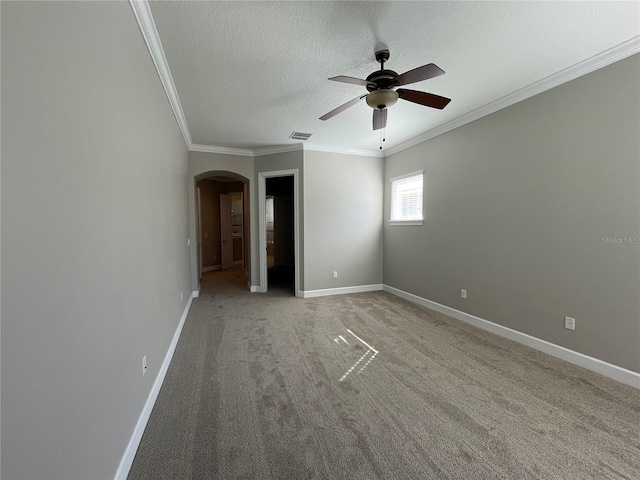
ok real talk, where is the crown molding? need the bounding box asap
[130,0,192,149]
[304,143,384,158]
[190,142,383,159]
[190,143,303,157]
[385,36,640,157]
[253,143,304,157]
[190,143,254,157]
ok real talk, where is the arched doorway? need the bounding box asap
[191,170,251,294]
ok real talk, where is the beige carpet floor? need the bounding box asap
[128,270,640,479]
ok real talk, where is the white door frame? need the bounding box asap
[197,186,203,280]
[258,169,300,297]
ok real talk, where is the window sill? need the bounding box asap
[389,219,423,226]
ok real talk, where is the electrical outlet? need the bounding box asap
[333,271,338,279]
[142,355,147,375]
[181,291,183,302]
[461,289,467,299]
[187,238,190,246]
[565,316,576,331]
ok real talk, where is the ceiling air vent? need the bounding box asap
[289,131,312,141]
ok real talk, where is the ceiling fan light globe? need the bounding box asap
[366,89,399,109]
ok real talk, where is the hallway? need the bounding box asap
[200,267,249,296]
[199,265,295,297]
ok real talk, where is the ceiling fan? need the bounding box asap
[319,50,451,132]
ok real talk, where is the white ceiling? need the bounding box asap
[147,1,639,155]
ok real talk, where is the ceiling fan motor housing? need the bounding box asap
[365,70,399,91]
[366,50,399,108]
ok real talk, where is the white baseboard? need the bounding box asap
[202,265,221,273]
[383,285,640,390]
[301,284,383,298]
[248,284,260,293]
[114,293,195,479]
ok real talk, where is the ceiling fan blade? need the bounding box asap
[394,63,445,86]
[397,89,451,109]
[319,95,366,121]
[373,108,387,130]
[328,75,373,87]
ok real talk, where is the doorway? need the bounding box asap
[266,177,294,293]
[258,169,300,296]
[197,177,246,280]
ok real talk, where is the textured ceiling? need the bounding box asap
[149,1,639,154]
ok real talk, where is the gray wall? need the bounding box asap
[189,150,303,291]
[384,54,640,372]
[304,151,384,291]
[2,2,192,479]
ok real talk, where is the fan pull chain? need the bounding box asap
[379,128,387,150]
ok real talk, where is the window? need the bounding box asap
[390,171,423,225]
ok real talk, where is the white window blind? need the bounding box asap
[390,171,423,225]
